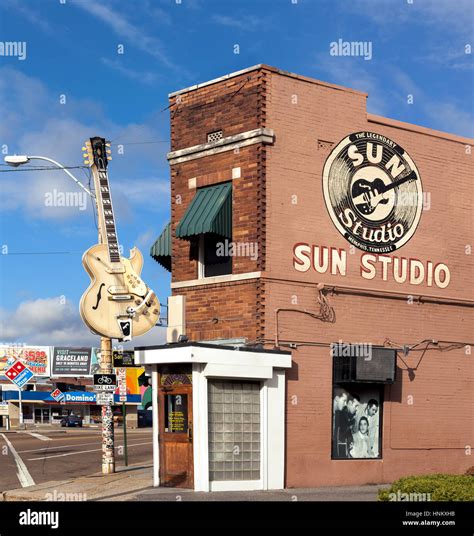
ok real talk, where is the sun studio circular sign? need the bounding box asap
[322,132,423,253]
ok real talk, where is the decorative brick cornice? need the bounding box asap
[167,128,275,165]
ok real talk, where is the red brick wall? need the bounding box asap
[170,146,262,282]
[264,280,472,486]
[166,65,473,487]
[169,68,269,342]
[263,70,473,486]
[169,70,263,151]
[173,280,260,342]
[264,71,472,298]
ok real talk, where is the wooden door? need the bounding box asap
[158,378,193,488]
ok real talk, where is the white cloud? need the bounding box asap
[351,0,473,36]
[72,0,177,70]
[1,0,53,34]
[135,228,161,250]
[0,296,167,348]
[314,56,474,138]
[101,57,159,84]
[212,14,263,31]
[315,55,389,116]
[0,67,170,220]
[390,67,474,137]
[416,46,473,72]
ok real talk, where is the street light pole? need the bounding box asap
[4,155,95,199]
[4,153,115,474]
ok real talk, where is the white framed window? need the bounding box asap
[197,234,232,279]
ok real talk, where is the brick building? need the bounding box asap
[139,65,473,491]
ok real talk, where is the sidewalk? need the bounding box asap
[0,463,154,502]
[1,463,387,501]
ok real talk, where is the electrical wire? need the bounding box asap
[1,251,83,255]
[109,140,169,146]
[0,165,89,173]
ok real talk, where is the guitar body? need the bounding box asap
[351,178,389,215]
[80,243,160,340]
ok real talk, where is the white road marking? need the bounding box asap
[26,432,52,441]
[27,441,152,461]
[19,440,105,453]
[18,431,152,453]
[1,433,36,488]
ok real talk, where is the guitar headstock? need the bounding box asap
[82,137,112,170]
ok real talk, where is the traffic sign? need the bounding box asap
[50,388,65,402]
[93,373,116,391]
[5,360,34,388]
[96,392,114,406]
[117,368,127,402]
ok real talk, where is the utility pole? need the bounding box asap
[18,386,23,428]
[99,337,115,474]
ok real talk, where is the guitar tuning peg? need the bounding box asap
[82,147,87,151]
[84,160,90,165]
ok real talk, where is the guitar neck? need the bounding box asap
[381,170,417,194]
[92,167,120,263]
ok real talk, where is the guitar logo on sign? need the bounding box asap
[322,132,423,254]
[79,137,160,341]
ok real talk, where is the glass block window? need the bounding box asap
[207,130,223,143]
[208,380,261,481]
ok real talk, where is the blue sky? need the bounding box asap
[0,0,472,347]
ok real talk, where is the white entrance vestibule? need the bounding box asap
[134,342,291,492]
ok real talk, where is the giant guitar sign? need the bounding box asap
[79,137,160,341]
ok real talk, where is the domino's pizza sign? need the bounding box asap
[5,360,34,388]
[50,388,65,402]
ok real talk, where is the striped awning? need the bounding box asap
[150,222,171,271]
[176,182,232,239]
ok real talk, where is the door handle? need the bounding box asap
[188,421,193,442]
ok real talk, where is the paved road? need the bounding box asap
[0,427,153,492]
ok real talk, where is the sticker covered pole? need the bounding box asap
[100,336,115,474]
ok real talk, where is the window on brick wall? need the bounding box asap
[207,130,223,143]
[198,234,232,278]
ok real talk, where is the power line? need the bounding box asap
[109,140,169,146]
[1,251,83,256]
[0,165,89,173]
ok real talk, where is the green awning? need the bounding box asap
[150,222,171,271]
[176,182,232,239]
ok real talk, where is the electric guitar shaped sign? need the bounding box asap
[79,137,160,341]
[351,170,417,216]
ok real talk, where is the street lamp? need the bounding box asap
[4,154,95,198]
[4,153,95,428]
[4,151,116,474]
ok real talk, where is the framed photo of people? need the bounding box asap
[332,385,382,459]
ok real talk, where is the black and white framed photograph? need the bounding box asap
[332,386,382,459]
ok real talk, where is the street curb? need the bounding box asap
[0,480,75,502]
[0,463,153,502]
